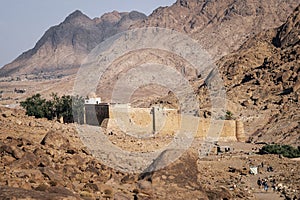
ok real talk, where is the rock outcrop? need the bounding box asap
[217,4,300,145]
[0,1,299,146]
[0,98,300,199]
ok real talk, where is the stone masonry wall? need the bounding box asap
[107,106,246,142]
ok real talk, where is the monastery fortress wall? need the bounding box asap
[105,106,246,142]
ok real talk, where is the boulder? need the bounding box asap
[293,79,300,92]
[137,180,152,190]
[282,70,293,82]
[0,145,13,155]
[39,167,64,185]
[83,183,99,192]
[10,152,39,169]
[11,146,24,159]
[41,130,69,149]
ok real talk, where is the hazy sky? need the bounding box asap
[0,0,175,68]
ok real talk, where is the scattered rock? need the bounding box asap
[0,186,81,200]
[11,146,24,159]
[83,183,99,192]
[138,180,152,190]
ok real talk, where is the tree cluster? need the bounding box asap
[259,144,300,158]
[20,93,84,123]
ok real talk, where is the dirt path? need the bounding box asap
[253,192,283,200]
[249,175,284,200]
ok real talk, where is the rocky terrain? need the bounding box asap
[216,4,300,146]
[0,106,299,200]
[0,2,300,199]
[1,0,297,79]
[0,1,299,142]
[135,0,299,59]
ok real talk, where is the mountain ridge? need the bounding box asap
[0,10,147,77]
[1,0,298,77]
[135,0,299,59]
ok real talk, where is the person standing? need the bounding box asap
[263,180,269,192]
[272,179,276,191]
[257,177,262,189]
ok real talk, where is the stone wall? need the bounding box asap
[106,106,246,142]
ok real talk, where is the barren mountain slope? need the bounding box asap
[1,0,298,79]
[0,10,146,77]
[0,1,299,146]
[86,0,299,105]
[134,0,298,59]
[217,4,300,145]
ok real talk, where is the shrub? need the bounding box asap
[218,110,234,120]
[20,93,84,123]
[225,111,234,120]
[20,93,48,119]
[259,144,300,158]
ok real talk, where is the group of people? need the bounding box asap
[257,177,276,192]
[257,178,268,191]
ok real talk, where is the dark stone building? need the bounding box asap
[84,103,109,126]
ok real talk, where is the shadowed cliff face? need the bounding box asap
[216,4,300,145]
[0,10,146,77]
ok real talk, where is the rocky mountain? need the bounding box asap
[1,0,298,78]
[0,10,146,77]
[1,3,300,199]
[135,0,298,59]
[216,4,300,145]
[83,0,298,104]
[0,1,299,145]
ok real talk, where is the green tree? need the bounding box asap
[259,144,300,158]
[20,93,84,124]
[43,99,55,120]
[54,95,73,123]
[20,93,47,118]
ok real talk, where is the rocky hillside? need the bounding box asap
[0,10,146,77]
[0,1,299,145]
[217,4,300,145]
[0,107,246,199]
[135,0,299,59]
[1,0,298,78]
[1,106,300,199]
[81,0,298,104]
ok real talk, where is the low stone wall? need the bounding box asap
[107,106,246,142]
[197,119,238,142]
